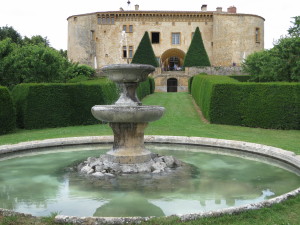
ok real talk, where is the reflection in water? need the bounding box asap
[0,144,299,217]
[149,189,275,216]
[94,193,164,217]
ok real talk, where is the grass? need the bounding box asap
[0,92,300,225]
[0,213,69,225]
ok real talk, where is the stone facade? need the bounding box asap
[67,6,264,69]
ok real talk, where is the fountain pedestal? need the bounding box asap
[107,122,151,164]
[91,64,164,165]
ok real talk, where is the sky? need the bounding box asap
[0,0,299,50]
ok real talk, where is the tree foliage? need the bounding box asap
[131,32,158,67]
[183,27,211,67]
[0,25,22,44]
[288,16,300,37]
[242,17,300,82]
[23,35,50,47]
[0,26,95,87]
[1,44,69,86]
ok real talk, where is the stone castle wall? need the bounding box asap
[186,66,246,76]
[212,13,264,66]
[67,10,264,69]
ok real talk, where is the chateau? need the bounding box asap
[67,4,264,91]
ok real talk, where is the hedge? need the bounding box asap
[188,76,194,93]
[12,78,154,129]
[12,81,117,129]
[148,77,155,94]
[191,75,300,130]
[229,75,251,82]
[137,78,152,99]
[0,86,16,134]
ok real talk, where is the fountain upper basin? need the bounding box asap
[102,64,155,83]
[91,105,165,123]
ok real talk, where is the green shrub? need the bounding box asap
[188,76,194,93]
[12,81,118,129]
[131,32,158,67]
[0,86,15,134]
[66,63,95,80]
[137,78,151,100]
[191,75,300,130]
[183,27,211,67]
[67,75,90,83]
[148,77,155,94]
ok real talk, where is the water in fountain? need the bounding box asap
[1,143,299,217]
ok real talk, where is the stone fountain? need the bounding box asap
[78,64,182,176]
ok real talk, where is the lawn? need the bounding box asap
[0,92,299,225]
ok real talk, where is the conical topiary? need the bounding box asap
[183,27,211,67]
[131,32,158,67]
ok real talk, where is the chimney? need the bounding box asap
[135,4,139,11]
[201,4,207,11]
[216,7,222,12]
[227,6,237,13]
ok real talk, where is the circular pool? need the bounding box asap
[0,136,299,224]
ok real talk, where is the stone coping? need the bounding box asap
[0,135,299,224]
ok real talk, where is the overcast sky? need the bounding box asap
[0,0,299,50]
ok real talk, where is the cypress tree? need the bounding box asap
[131,32,158,67]
[183,27,211,67]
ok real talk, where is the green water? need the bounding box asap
[0,144,299,217]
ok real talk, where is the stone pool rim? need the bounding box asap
[0,135,299,224]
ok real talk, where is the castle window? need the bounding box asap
[122,46,127,58]
[255,28,260,43]
[151,32,160,44]
[129,46,133,58]
[98,16,115,25]
[123,25,127,32]
[172,33,180,45]
[90,30,95,40]
[129,25,133,33]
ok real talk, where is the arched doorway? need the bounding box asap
[161,48,185,71]
[167,78,178,92]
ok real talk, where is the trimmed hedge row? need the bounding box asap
[137,78,151,99]
[188,76,194,93]
[0,86,16,134]
[229,75,251,82]
[12,81,118,129]
[148,77,155,94]
[191,75,300,130]
[11,78,154,130]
